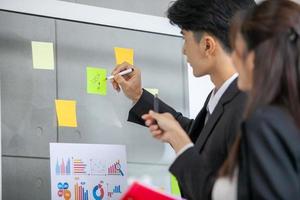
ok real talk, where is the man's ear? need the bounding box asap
[202,35,217,57]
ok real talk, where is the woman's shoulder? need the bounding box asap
[244,105,300,142]
[246,105,294,126]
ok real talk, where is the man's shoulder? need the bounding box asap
[222,79,247,108]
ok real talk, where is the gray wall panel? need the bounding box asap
[0,12,57,158]
[56,20,185,164]
[2,157,50,200]
[1,8,188,199]
[127,163,172,194]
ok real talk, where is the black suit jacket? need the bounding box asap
[238,105,300,200]
[128,78,247,200]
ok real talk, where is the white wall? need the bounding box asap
[188,66,213,118]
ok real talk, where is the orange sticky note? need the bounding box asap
[114,47,134,65]
[55,100,78,127]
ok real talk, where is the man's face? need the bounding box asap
[182,30,215,77]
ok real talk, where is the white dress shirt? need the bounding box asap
[175,73,238,158]
[212,167,238,200]
[207,73,239,116]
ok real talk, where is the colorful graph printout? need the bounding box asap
[50,143,127,200]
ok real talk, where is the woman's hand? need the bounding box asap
[142,111,192,154]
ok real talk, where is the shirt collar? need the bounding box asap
[207,73,238,114]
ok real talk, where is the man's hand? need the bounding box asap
[111,62,143,103]
[142,111,192,154]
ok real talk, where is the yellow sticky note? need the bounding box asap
[114,47,134,65]
[55,100,78,127]
[31,41,55,70]
[171,175,181,196]
[145,88,159,96]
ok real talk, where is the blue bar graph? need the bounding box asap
[113,185,121,193]
[75,183,89,200]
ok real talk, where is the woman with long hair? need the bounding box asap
[213,0,300,199]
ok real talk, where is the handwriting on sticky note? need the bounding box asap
[31,41,55,70]
[145,88,159,96]
[55,100,78,127]
[114,47,134,65]
[87,67,107,96]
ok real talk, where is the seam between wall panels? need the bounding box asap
[55,20,59,143]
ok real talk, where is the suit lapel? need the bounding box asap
[195,103,224,151]
[188,91,212,143]
[195,78,240,152]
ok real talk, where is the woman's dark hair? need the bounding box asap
[167,0,256,52]
[220,0,300,177]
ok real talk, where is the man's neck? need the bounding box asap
[210,57,237,89]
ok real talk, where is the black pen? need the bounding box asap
[153,94,159,113]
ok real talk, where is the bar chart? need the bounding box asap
[55,158,71,175]
[74,182,89,200]
[73,158,88,175]
[107,160,124,176]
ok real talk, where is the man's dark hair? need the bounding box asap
[167,0,256,52]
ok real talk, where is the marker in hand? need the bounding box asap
[106,68,134,80]
[153,94,159,125]
[154,94,159,113]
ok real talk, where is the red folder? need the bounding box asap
[121,182,181,200]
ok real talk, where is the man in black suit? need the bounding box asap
[111,0,255,199]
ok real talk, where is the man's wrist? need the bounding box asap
[171,130,192,154]
[176,143,194,157]
[132,89,143,104]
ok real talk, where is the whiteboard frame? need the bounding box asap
[0,0,181,37]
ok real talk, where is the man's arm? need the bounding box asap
[110,63,193,132]
[170,147,215,200]
[128,89,194,133]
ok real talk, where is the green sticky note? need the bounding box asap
[171,175,181,196]
[87,67,107,96]
[31,41,55,70]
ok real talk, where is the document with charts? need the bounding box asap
[50,143,127,200]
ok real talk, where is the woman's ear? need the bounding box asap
[245,50,255,89]
[246,50,255,72]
